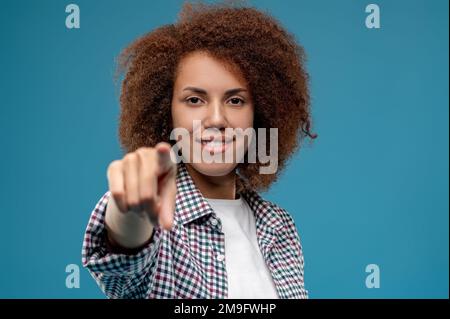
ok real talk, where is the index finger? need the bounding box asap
[155,142,177,177]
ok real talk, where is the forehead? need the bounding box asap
[174,51,248,90]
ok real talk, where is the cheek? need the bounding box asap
[171,104,195,130]
[230,107,254,129]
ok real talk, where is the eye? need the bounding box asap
[228,97,245,106]
[186,97,203,105]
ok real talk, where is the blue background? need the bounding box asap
[0,0,448,298]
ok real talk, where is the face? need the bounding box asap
[171,51,254,177]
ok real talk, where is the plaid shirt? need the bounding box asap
[82,163,308,299]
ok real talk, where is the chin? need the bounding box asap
[187,162,237,177]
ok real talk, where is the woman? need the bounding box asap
[82,2,316,299]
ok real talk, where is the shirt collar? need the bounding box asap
[174,163,284,232]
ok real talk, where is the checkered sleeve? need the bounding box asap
[281,210,309,299]
[81,191,161,299]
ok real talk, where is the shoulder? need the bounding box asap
[248,190,307,283]
[268,200,296,224]
[243,189,301,235]
[265,198,303,237]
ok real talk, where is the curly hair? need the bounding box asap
[117,1,317,192]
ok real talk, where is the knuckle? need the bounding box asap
[136,146,152,154]
[107,160,122,174]
[123,152,137,163]
[141,169,156,183]
[137,147,156,160]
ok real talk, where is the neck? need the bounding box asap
[185,164,237,200]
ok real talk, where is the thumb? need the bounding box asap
[157,176,176,231]
[155,142,177,231]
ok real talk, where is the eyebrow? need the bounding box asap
[182,86,247,96]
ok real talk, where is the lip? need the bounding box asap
[195,137,234,154]
[196,136,234,143]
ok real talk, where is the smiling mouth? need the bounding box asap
[195,137,234,154]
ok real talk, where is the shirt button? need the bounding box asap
[217,254,225,262]
[210,218,218,226]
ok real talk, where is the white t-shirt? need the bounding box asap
[206,196,279,299]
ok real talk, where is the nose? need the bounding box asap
[202,99,229,131]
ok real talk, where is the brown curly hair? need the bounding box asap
[117,1,317,192]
